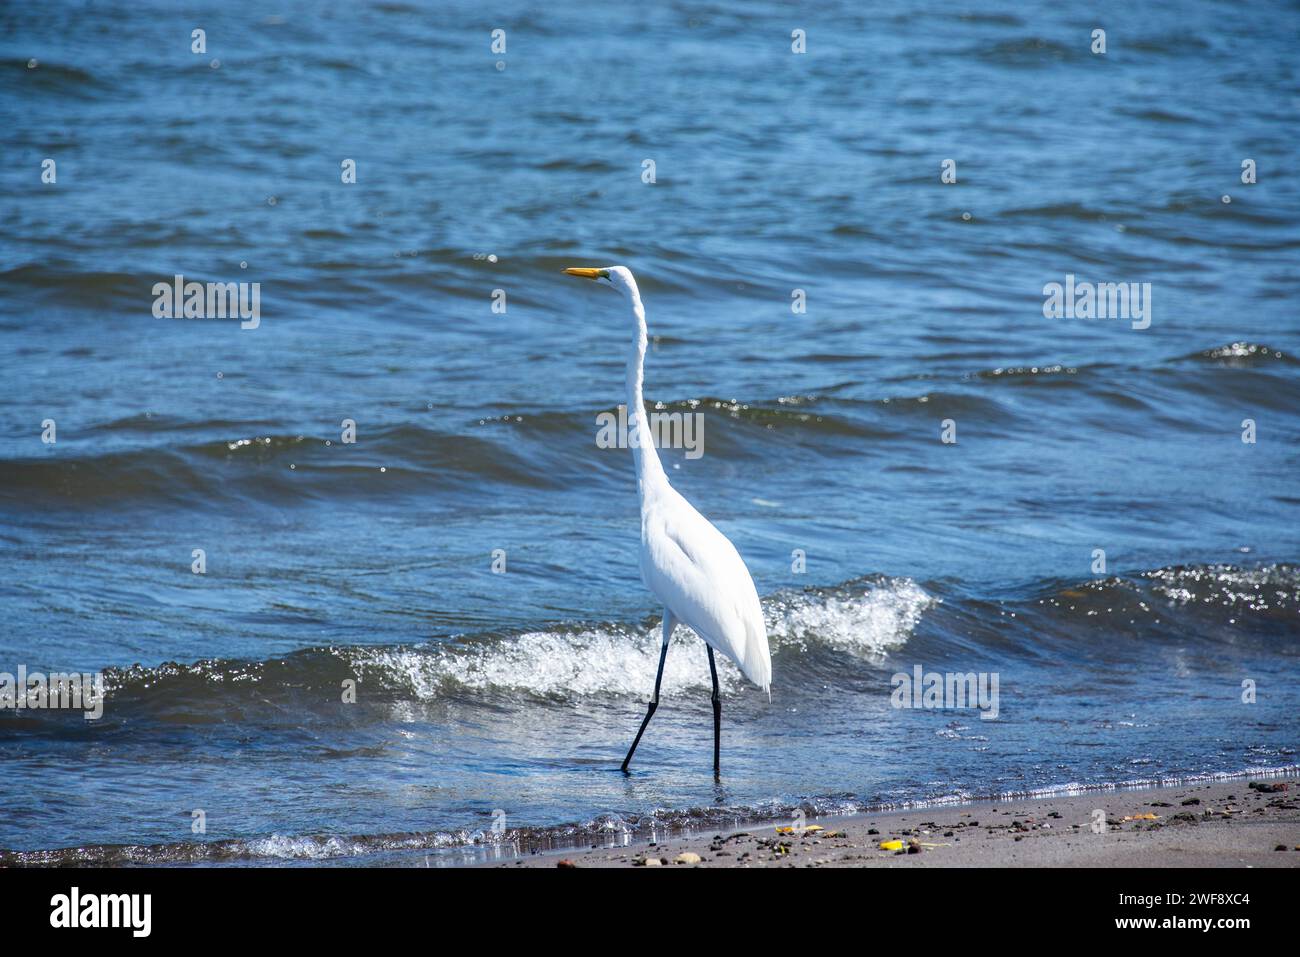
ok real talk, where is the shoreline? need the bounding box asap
[492,774,1300,868]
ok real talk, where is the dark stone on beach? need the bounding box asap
[1151,801,1172,807]
[1250,781,1288,793]
[1181,798,1200,805]
[868,828,879,835]
[944,831,954,837]
[1275,845,1287,852]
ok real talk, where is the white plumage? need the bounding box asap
[564,264,771,774]
[639,486,771,691]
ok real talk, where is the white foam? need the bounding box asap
[240,831,461,860]
[244,833,361,860]
[339,578,934,700]
[768,579,935,659]
[347,627,744,700]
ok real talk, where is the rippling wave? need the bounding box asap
[6,564,1293,745]
[4,343,1294,508]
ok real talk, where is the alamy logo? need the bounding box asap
[50,887,151,937]
[1042,274,1151,330]
[890,665,1000,720]
[152,274,260,329]
[0,666,103,720]
[596,405,704,460]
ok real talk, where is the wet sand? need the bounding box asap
[496,776,1300,868]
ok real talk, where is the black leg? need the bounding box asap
[708,645,721,778]
[622,638,669,773]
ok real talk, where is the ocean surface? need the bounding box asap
[2,0,1298,865]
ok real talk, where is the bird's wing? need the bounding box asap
[640,490,771,691]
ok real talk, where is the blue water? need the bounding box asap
[1,0,1298,863]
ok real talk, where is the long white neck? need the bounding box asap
[625,290,668,498]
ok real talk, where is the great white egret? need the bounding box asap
[564,265,771,777]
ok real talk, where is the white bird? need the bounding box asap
[564,265,771,776]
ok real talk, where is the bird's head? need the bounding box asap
[563,265,638,298]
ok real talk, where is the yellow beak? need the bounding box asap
[564,267,607,280]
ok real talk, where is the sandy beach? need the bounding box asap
[496,775,1300,868]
